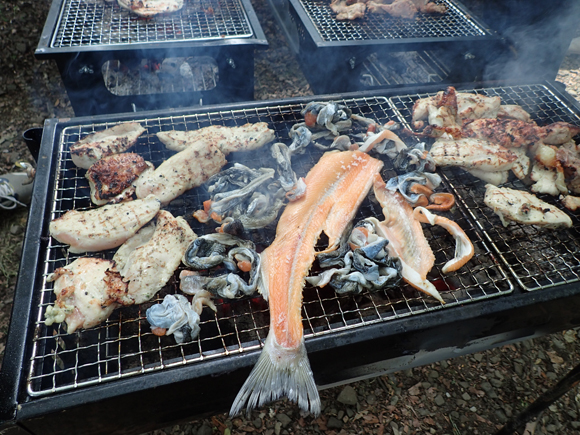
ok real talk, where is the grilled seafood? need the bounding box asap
[182,231,261,299]
[330,0,366,20]
[45,258,125,334]
[86,153,153,205]
[271,143,307,201]
[156,123,275,154]
[49,195,161,253]
[113,210,197,305]
[117,0,184,17]
[70,122,146,169]
[385,171,443,207]
[373,174,474,298]
[146,293,215,343]
[372,176,441,302]
[539,121,580,145]
[307,219,402,294]
[230,150,384,417]
[484,184,572,228]
[462,118,541,148]
[193,164,286,229]
[296,101,352,138]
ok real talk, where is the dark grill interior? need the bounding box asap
[52,0,253,47]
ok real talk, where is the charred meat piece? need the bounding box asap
[330,0,366,20]
[117,0,184,17]
[49,195,161,253]
[462,118,541,148]
[70,122,146,169]
[45,258,126,334]
[539,121,580,145]
[86,153,152,205]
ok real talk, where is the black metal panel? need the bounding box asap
[34,0,267,115]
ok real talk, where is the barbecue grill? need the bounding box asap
[2,80,580,434]
[267,0,504,94]
[35,0,268,116]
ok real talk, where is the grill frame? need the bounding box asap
[34,0,268,116]
[3,81,580,435]
[267,0,504,95]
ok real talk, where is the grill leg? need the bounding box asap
[495,361,580,435]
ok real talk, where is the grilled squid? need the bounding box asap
[413,207,474,274]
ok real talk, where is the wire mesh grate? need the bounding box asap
[27,97,512,397]
[390,84,580,291]
[51,0,253,48]
[295,0,487,42]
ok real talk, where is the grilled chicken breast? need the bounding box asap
[430,138,518,172]
[114,210,197,305]
[484,184,572,228]
[49,195,161,253]
[156,123,275,154]
[117,0,184,17]
[45,258,126,334]
[134,141,227,205]
[70,122,146,169]
[86,153,152,205]
[462,118,540,148]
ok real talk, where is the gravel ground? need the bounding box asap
[2,1,580,435]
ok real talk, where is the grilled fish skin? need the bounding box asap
[117,0,184,17]
[371,176,443,303]
[49,195,161,253]
[114,210,197,305]
[484,184,572,229]
[230,150,384,417]
[86,153,151,205]
[45,258,125,334]
[156,123,275,154]
[134,141,227,205]
[70,122,146,169]
[430,138,518,172]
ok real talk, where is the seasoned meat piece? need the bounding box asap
[45,258,126,334]
[86,153,151,205]
[70,122,146,169]
[114,210,197,305]
[156,122,275,154]
[134,141,227,205]
[497,105,532,122]
[430,138,517,172]
[462,118,541,148]
[117,0,184,17]
[484,184,572,229]
[368,0,417,19]
[539,122,580,145]
[330,0,366,20]
[49,195,161,253]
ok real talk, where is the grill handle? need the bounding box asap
[22,128,43,162]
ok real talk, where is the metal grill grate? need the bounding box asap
[27,97,512,397]
[296,0,487,42]
[390,84,580,291]
[51,0,253,48]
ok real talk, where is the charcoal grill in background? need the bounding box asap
[266,0,504,94]
[35,0,267,116]
[3,81,580,434]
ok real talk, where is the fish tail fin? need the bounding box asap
[229,332,321,417]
